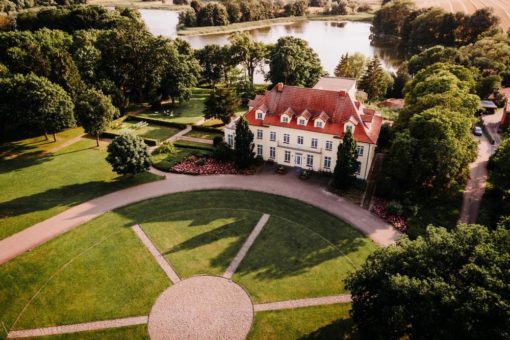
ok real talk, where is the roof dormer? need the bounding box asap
[297,117,307,126]
[314,111,329,128]
[345,122,355,133]
[281,107,295,123]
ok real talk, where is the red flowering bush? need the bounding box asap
[171,155,241,175]
[371,199,407,232]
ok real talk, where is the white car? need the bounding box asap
[473,126,483,136]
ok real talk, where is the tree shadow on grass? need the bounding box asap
[300,318,359,340]
[138,211,366,281]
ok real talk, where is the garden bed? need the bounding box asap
[171,155,240,175]
[150,147,211,172]
[370,199,407,232]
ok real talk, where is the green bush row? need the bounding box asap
[127,115,187,130]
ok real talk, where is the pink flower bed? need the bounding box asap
[171,155,240,175]
[371,199,407,232]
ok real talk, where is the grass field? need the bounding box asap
[414,0,510,30]
[248,304,357,340]
[184,129,223,140]
[0,190,375,338]
[0,138,160,240]
[106,120,180,143]
[136,88,211,125]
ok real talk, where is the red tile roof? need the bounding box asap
[245,84,382,144]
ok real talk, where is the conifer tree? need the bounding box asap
[358,56,393,100]
[333,129,360,189]
[234,116,254,169]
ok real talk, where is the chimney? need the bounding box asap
[276,83,284,92]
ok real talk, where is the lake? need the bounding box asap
[139,9,400,83]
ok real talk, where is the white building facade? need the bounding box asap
[225,78,382,180]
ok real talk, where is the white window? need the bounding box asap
[297,136,304,145]
[284,150,291,163]
[345,124,353,133]
[256,111,263,120]
[257,129,263,140]
[306,154,313,167]
[298,118,306,126]
[325,141,333,151]
[283,133,290,144]
[227,134,234,146]
[315,120,323,128]
[270,131,276,141]
[357,146,364,157]
[257,144,263,156]
[311,138,318,149]
[324,156,331,169]
[282,116,289,123]
[269,146,276,159]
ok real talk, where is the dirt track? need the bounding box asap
[414,0,510,30]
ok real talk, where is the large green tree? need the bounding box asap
[234,116,254,169]
[333,129,360,190]
[0,73,75,141]
[266,36,325,87]
[228,32,267,83]
[346,224,510,339]
[76,89,118,146]
[203,87,240,125]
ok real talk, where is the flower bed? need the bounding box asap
[371,199,407,232]
[171,155,240,175]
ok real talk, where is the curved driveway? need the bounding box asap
[0,172,400,265]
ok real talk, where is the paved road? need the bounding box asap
[459,111,502,224]
[0,171,400,265]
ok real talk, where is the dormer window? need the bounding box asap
[281,116,289,123]
[345,123,354,133]
[256,110,264,120]
[315,120,324,128]
[298,118,307,126]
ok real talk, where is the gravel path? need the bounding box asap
[148,276,253,340]
[7,316,148,338]
[223,214,270,279]
[0,171,400,265]
[253,295,352,312]
[132,225,180,284]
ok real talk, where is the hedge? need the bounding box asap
[191,125,223,133]
[100,131,158,146]
[127,115,187,130]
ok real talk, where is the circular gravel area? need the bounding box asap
[148,276,253,340]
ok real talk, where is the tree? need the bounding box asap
[0,73,75,141]
[106,134,150,175]
[76,89,118,146]
[334,52,368,79]
[407,45,463,75]
[358,56,393,100]
[333,129,360,190]
[203,87,240,124]
[489,138,510,192]
[229,32,267,83]
[284,0,308,16]
[346,224,510,339]
[371,0,416,38]
[196,44,228,87]
[266,36,325,87]
[234,116,254,169]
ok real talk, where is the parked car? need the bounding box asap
[473,126,483,136]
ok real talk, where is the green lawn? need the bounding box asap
[174,140,214,149]
[150,147,211,172]
[248,304,358,340]
[107,121,180,143]
[0,127,85,160]
[0,190,374,338]
[0,211,169,332]
[23,325,149,340]
[136,88,211,125]
[0,138,160,240]
[184,129,223,140]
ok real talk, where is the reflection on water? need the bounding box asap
[139,9,402,83]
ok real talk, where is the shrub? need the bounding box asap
[153,141,177,155]
[387,200,404,216]
[213,141,233,161]
[106,134,150,175]
[213,135,224,146]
